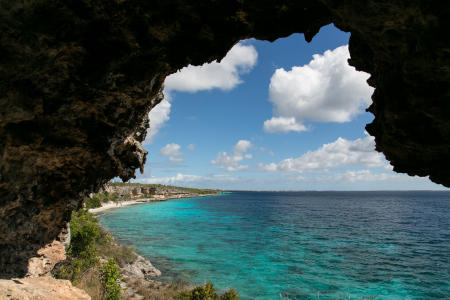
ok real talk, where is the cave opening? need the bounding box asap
[137,24,442,191]
[1,0,449,280]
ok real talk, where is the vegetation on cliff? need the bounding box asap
[176,283,239,300]
[109,182,221,195]
[85,182,222,210]
[100,258,122,300]
[54,209,132,299]
[55,207,238,299]
[85,192,121,209]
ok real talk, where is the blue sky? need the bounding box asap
[131,25,446,191]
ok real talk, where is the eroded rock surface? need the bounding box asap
[1,0,449,276]
[26,240,66,278]
[0,276,91,300]
[121,254,162,280]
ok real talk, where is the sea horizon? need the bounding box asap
[226,189,449,192]
[99,190,450,299]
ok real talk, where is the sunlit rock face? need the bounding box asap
[0,0,449,276]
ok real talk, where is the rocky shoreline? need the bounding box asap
[0,231,172,299]
[90,192,223,298]
[89,189,225,298]
[0,213,184,299]
[0,185,222,299]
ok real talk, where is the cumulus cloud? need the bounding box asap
[159,143,183,162]
[144,96,171,144]
[258,135,390,173]
[264,45,374,133]
[145,43,258,142]
[211,140,253,172]
[187,144,196,150]
[331,170,398,183]
[263,117,307,133]
[258,162,278,172]
[164,43,258,92]
[139,173,202,185]
[233,140,252,155]
[138,173,238,186]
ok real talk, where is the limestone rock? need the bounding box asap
[26,241,66,278]
[121,255,162,280]
[0,276,90,300]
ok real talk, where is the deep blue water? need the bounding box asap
[98,191,450,299]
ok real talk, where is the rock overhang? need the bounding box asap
[0,0,449,276]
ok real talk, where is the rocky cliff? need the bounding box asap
[1,0,449,276]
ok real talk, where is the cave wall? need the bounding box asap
[0,0,449,276]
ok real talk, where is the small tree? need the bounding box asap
[62,210,100,283]
[100,258,121,300]
[176,283,239,300]
[85,196,101,209]
[69,210,100,258]
[220,289,239,300]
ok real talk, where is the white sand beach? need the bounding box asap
[88,193,218,214]
[88,198,158,214]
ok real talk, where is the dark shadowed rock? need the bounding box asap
[0,0,449,276]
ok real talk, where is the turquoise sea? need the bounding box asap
[98,191,450,299]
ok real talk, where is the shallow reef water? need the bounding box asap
[99,191,450,299]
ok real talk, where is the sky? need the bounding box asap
[130,25,447,191]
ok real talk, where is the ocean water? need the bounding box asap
[98,191,450,299]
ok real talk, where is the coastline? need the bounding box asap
[89,193,221,214]
[89,192,225,298]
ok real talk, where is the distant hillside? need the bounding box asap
[84,182,223,210]
[108,182,222,195]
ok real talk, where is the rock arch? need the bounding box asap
[1,0,449,276]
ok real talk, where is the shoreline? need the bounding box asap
[89,193,222,214]
[89,192,225,298]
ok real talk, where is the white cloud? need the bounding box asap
[258,162,278,172]
[331,170,398,183]
[140,173,202,185]
[164,43,258,92]
[211,140,253,172]
[137,173,238,186]
[159,143,183,162]
[145,42,258,142]
[144,96,171,144]
[168,157,184,162]
[263,117,307,133]
[258,135,390,173]
[159,143,182,156]
[233,140,252,155]
[187,144,196,151]
[211,152,249,172]
[264,45,374,133]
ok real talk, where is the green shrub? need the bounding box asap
[99,192,119,203]
[56,210,100,283]
[85,196,101,209]
[220,289,239,300]
[100,258,122,300]
[85,192,121,209]
[176,283,239,300]
[69,210,100,257]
